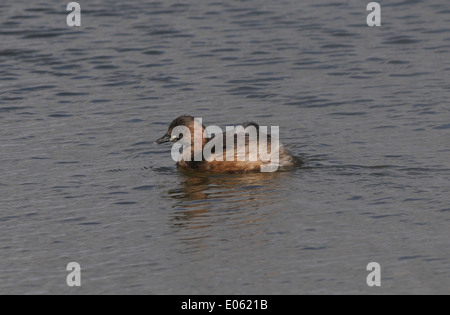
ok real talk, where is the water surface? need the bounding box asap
[0,0,449,294]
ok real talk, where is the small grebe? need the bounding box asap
[156,115,301,173]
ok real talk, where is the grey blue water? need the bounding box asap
[0,0,449,294]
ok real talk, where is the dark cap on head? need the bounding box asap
[155,115,197,144]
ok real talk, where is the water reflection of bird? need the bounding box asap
[164,171,292,254]
[168,171,284,228]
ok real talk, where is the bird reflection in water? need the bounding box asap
[166,171,290,253]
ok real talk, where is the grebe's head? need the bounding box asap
[155,115,205,144]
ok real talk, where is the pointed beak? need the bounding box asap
[155,133,172,144]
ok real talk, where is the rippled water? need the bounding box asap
[1,0,449,294]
